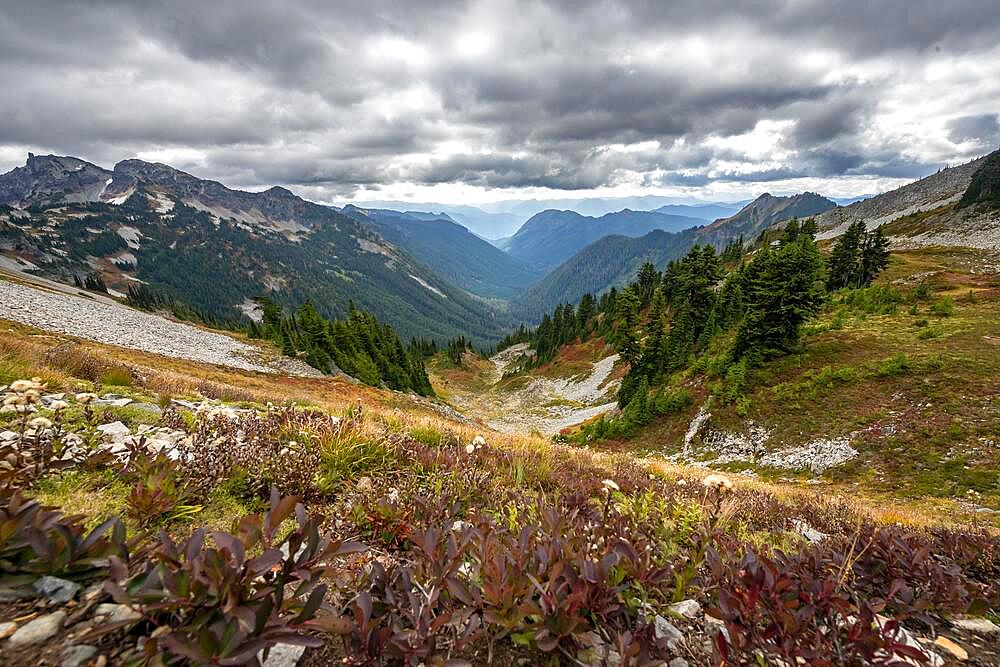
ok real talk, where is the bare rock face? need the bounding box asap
[0,154,112,208]
[814,154,987,238]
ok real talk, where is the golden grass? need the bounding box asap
[4,304,995,534]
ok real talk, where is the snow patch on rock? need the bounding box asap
[116,226,141,249]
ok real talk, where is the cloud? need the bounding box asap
[0,0,998,203]
[947,114,1000,146]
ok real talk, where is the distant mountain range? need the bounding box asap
[0,154,511,345]
[347,200,523,240]
[340,206,542,300]
[512,228,699,319]
[653,203,743,221]
[512,193,836,316]
[4,150,994,344]
[349,196,749,239]
[505,208,706,272]
[697,192,837,247]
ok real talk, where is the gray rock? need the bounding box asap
[106,442,130,455]
[952,617,1000,635]
[668,659,690,667]
[259,643,307,667]
[0,586,36,602]
[94,397,133,408]
[668,599,701,619]
[129,402,162,415]
[9,610,66,645]
[94,603,141,624]
[96,421,131,439]
[61,644,98,667]
[33,575,81,604]
[653,615,685,647]
[791,519,828,543]
[0,430,18,441]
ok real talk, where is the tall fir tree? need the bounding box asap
[859,225,891,287]
[826,221,865,290]
[735,234,825,360]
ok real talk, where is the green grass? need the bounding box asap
[34,469,131,530]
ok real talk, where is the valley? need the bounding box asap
[5,4,1000,665]
[2,127,1000,667]
[430,341,623,435]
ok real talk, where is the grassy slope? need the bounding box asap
[5,300,1000,665]
[4,307,988,533]
[592,248,1000,522]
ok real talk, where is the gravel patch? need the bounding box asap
[0,278,304,374]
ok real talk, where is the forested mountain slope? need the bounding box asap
[512,228,698,320]
[341,205,542,299]
[506,208,704,271]
[697,192,836,247]
[0,154,510,346]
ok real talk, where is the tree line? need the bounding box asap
[250,297,434,396]
[500,218,891,438]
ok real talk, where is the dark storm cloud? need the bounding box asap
[947,114,1000,145]
[1,0,998,199]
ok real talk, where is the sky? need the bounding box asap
[1,0,999,207]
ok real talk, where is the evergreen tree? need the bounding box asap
[859,225,891,287]
[826,221,865,290]
[735,234,825,360]
[636,262,660,305]
[800,217,818,239]
[576,293,595,340]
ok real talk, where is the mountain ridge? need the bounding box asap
[0,154,510,346]
[340,205,543,300]
[505,208,705,271]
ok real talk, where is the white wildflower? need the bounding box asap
[75,392,97,404]
[465,443,476,454]
[49,400,69,411]
[28,417,52,430]
[9,380,34,392]
[601,479,620,492]
[472,435,486,448]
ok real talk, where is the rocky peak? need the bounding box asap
[0,153,112,208]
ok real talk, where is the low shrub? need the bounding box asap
[106,488,366,664]
[876,353,911,377]
[929,296,954,317]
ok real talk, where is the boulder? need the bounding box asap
[96,421,131,440]
[61,645,99,667]
[951,617,1000,635]
[668,599,701,619]
[9,611,66,645]
[259,643,306,667]
[94,603,141,624]
[33,575,81,604]
[653,615,685,648]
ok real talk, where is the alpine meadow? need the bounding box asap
[2,2,1000,666]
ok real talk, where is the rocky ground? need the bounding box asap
[0,275,320,377]
[440,343,622,435]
